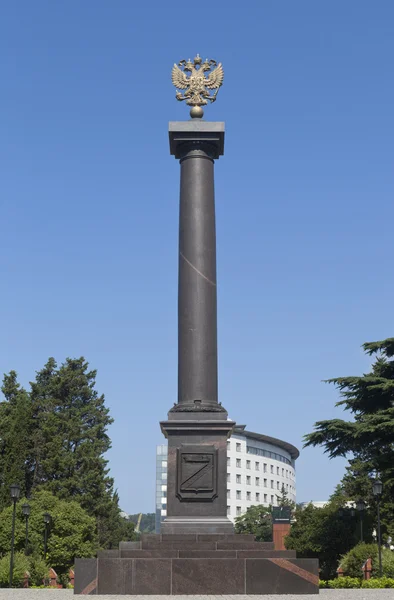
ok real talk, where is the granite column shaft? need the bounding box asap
[178,143,218,407]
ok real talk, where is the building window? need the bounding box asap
[282,468,284,476]
[255,462,260,471]
[246,460,251,469]
[246,445,291,466]
[271,495,274,505]
[271,480,274,489]
[236,442,241,452]
[255,477,260,486]
[264,494,267,503]
[277,481,280,490]
[236,490,241,499]
[236,459,241,468]
[256,492,260,502]
[277,466,280,475]
[227,473,230,483]
[246,476,251,485]
[227,505,231,515]
[236,506,242,516]
[227,457,230,466]
[236,474,241,484]
[263,463,267,473]
[286,470,288,478]
[247,491,251,501]
[270,465,274,474]
[264,478,267,487]
[227,489,230,499]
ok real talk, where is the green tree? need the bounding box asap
[276,484,295,510]
[0,372,33,510]
[97,490,136,548]
[29,357,116,546]
[234,505,272,541]
[285,501,362,579]
[0,357,129,548]
[0,490,97,579]
[304,338,394,541]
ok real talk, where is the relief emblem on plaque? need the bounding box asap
[176,444,218,501]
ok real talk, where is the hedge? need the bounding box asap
[319,576,394,589]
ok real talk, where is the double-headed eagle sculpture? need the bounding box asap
[172,54,224,118]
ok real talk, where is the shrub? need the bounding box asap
[340,542,394,578]
[319,580,329,588]
[323,576,394,589]
[27,553,48,587]
[362,578,394,588]
[378,549,394,578]
[340,542,377,577]
[328,576,362,588]
[0,552,29,587]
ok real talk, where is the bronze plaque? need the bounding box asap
[176,444,218,501]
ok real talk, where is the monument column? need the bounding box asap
[177,127,219,409]
[160,56,235,534]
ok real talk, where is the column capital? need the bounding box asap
[169,121,225,159]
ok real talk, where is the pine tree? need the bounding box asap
[304,338,394,540]
[0,357,132,548]
[276,484,295,510]
[0,372,33,509]
[29,358,114,525]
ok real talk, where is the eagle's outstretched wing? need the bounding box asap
[172,64,189,89]
[205,63,224,89]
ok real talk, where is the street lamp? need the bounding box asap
[43,512,51,560]
[9,484,20,587]
[372,479,383,577]
[356,499,366,543]
[22,503,31,555]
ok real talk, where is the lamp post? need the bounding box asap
[372,479,383,577]
[9,484,20,587]
[356,499,366,543]
[43,512,51,560]
[22,503,31,555]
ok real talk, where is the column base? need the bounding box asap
[160,516,234,535]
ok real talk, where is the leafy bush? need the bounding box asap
[362,577,394,588]
[321,576,394,589]
[378,549,394,578]
[340,542,394,578]
[340,542,377,577]
[27,553,48,587]
[328,576,362,588]
[0,552,29,587]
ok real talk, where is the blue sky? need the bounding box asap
[1,1,393,513]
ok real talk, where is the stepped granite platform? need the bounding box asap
[74,534,319,595]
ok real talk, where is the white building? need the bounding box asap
[156,425,298,532]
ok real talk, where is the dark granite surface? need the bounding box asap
[75,534,319,595]
[133,558,172,594]
[172,558,245,595]
[74,558,97,595]
[97,559,124,595]
[246,558,319,595]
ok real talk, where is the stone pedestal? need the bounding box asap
[159,419,234,534]
[74,534,319,595]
